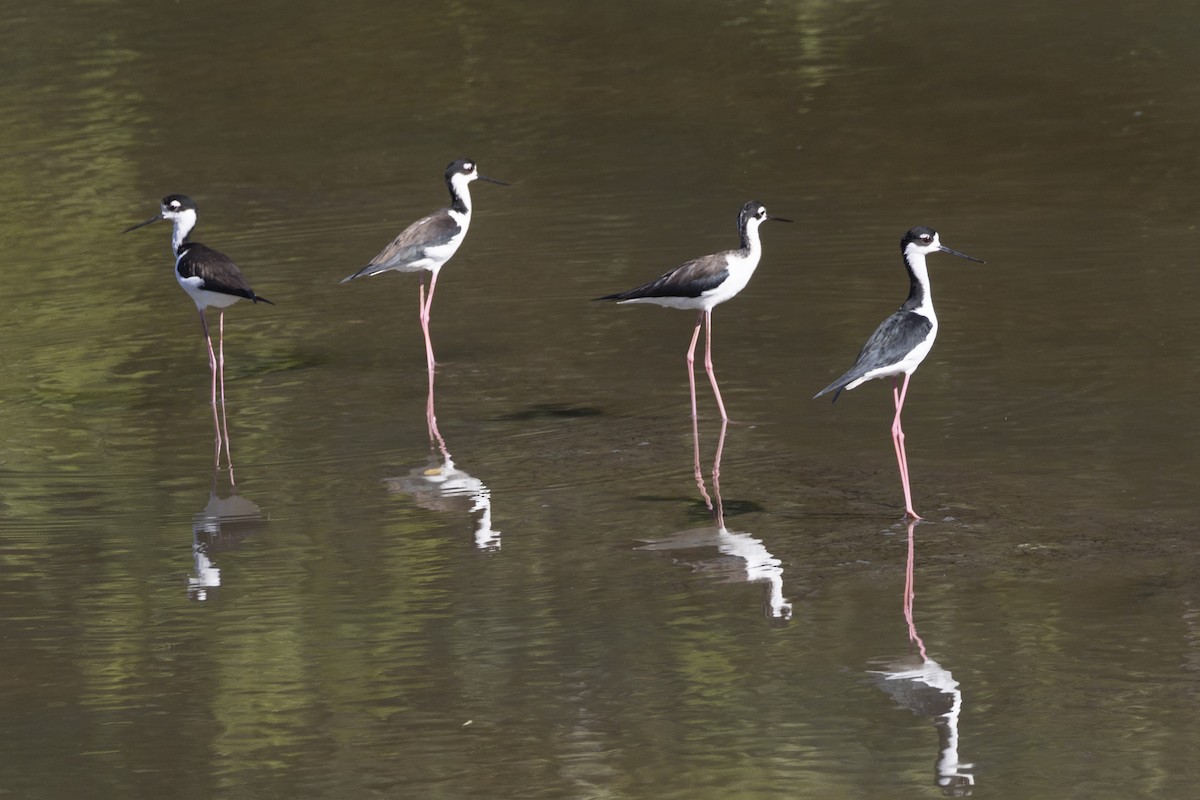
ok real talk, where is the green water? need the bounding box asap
[2,1,1200,797]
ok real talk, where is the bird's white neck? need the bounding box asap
[902,246,934,318]
[448,173,475,215]
[739,218,764,263]
[171,209,197,253]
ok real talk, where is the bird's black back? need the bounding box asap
[178,242,273,305]
[814,311,932,401]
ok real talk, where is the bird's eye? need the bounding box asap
[920,234,931,241]
[463,163,474,172]
[758,207,767,217]
[169,201,180,210]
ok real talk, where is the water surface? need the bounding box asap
[2,1,1200,797]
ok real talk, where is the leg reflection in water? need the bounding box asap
[385,366,500,551]
[188,467,264,602]
[640,418,792,621]
[868,521,976,795]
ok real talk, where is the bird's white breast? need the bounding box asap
[419,209,470,273]
[698,249,758,310]
[175,258,241,311]
[846,312,939,390]
[887,321,938,374]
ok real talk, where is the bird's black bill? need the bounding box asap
[768,215,793,223]
[477,175,509,186]
[939,245,985,264]
[123,214,162,234]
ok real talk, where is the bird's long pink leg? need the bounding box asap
[420,270,440,373]
[702,310,729,422]
[419,281,429,370]
[892,374,920,520]
[200,310,222,468]
[685,312,703,420]
[217,309,235,484]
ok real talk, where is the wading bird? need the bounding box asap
[597,201,789,421]
[125,195,273,473]
[340,159,507,372]
[815,226,982,519]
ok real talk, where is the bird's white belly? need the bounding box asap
[847,325,937,390]
[701,266,752,309]
[177,274,241,310]
[419,231,466,272]
[619,252,757,311]
[619,295,706,310]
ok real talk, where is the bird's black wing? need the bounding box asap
[596,252,729,301]
[178,243,273,304]
[814,311,932,401]
[340,211,461,283]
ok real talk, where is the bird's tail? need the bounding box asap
[340,264,386,284]
[813,380,845,403]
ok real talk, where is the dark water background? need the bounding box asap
[3,1,1200,797]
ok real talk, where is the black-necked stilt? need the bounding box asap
[124,194,273,473]
[340,158,507,372]
[597,200,790,421]
[814,226,983,519]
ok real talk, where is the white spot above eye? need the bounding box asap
[464,163,474,171]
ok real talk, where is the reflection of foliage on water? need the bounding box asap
[5,1,1200,798]
[0,25,144,477]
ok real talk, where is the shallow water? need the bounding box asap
[3,0,1200,797]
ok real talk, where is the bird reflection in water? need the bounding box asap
[385,370,500,551]
[868,521,975,795]
[188,469,265,601]
[638,418,792,620]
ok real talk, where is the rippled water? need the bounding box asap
[3,0,1200,797]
